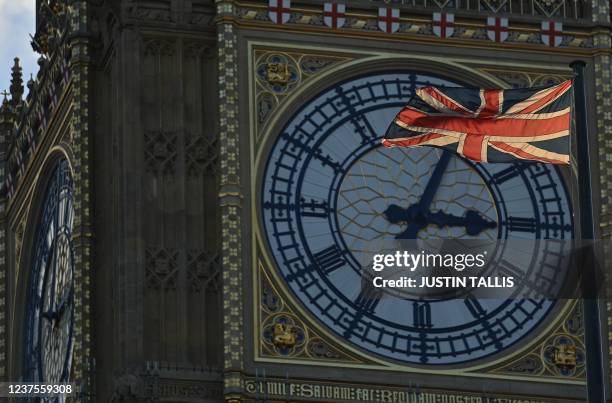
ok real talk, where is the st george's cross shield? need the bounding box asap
[268,0,291,25]
[541,21,562,47]
[432,12,454,39]
[378,7,400,34]
[487,16,509,43]
[324,3,346,29]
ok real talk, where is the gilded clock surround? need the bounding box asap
[250,41,584,385]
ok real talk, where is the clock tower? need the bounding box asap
[0,0,610,402]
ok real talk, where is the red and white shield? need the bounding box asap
[268,0,291,25]
[433,12,454,39]
[378,7,400,34]
[324,3,346,29]
[487,17,508,43]
[541,21,562,47]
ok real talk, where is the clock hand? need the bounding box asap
[416,151,452,212]
[383,204,427,239]
[427,210,497,236]
[383,204,497,239]
[55,296,67,321]
[383,151,453,239]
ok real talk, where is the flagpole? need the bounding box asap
[570,60,606,402]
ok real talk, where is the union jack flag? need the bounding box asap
[382,80,572,164]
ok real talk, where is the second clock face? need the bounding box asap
[24,160,74,387]
[259,72,573,365]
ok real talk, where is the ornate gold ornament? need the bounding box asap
[266,62,291,86]
[272,323,297,348]
[258,268,362,362]
[253,49,351,143]
[553,343,577,370]
[262,313,305,356]
[488,300,585,379]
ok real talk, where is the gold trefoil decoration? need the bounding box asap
[273,323,297,348]
[266,63,291,86]
[553,343,577,370]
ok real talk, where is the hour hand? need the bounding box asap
[428,209,497,235]
[384,204,496,239]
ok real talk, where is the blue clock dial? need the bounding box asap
[260,72,573,365]
[24,160,74,394]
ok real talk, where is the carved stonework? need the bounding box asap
[488,301,586,379]
[478,68,570,88]
[111,373,145,401]
[144,131,178,176]
[4,46,72,198]
[132,4,172,23]
[307,338,343,360]
[32,0,70,56]
[237,3,590,41]
[111,369,223,401]
[185,42,215,60]
[480,0,508,13]
[497,353,545,375]
[258,263,363,364]
[253,49,352,142]
[185,134,219,177]
[187,249,221,293]
[143,38,176,57]
[431,0,453,8]
[534,0,565,17]
[145,247,179,291]
[218,14,244,374]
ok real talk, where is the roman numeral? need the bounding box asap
[492,165,522,185]
[413,301,432,329]
[464,296,487,318]
[497,258,524,278]
[498,258,544,297]
[506,217,537,233]
[354,278,382,314]
[313,245,345,275]
[300,197,330,218]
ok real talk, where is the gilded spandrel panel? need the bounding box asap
[488,300,586,380]
[257,258,365,364]
[252,48,354,144]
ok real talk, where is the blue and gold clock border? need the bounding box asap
[248,40,589,385]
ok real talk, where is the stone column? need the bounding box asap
[68,1,95,400]
[215,1,245,401]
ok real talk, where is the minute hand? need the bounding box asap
[417,151,452,212]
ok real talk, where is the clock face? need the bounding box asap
[24,159,74,385]
[260,72,573,365]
